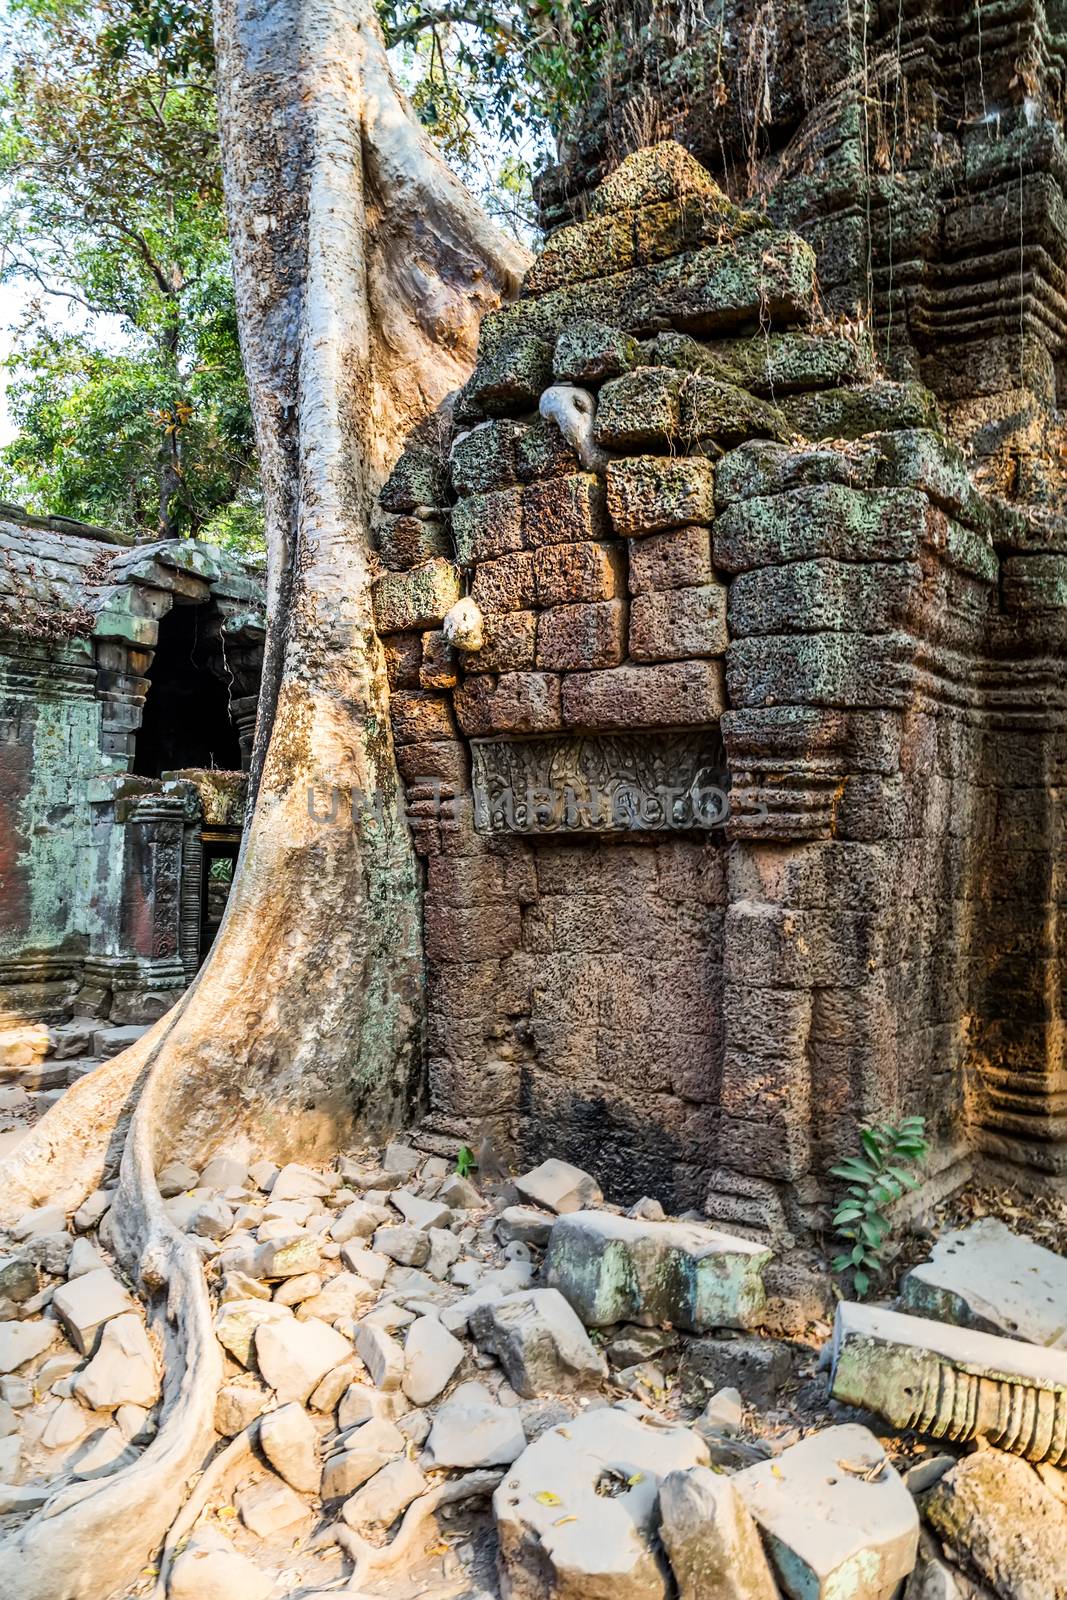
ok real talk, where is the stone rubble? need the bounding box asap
[0,1118,1063,1600]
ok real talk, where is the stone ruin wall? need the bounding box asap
[368,142,1067,1243]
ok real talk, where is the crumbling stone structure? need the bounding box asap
[0,507,264,1027]
[371,143,1067,1237]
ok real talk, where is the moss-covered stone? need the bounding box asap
[595,367,686,449]
[478,231,817,354]
[728,559,922,637]
[466,335,554,417]
[681,375,790,447]
[515,415,580,481]
[375,512,450,570]
[587,141,730,218]
[782,380,940,439]
[606,456,716,536]
[450,421,524,498]
[524,211,636,296]
[451,485,524,566]
[372,559,461,634]
[701,331,872,395]
[380,443,450,513]
[553,319,641,385]
[713,484,928,573]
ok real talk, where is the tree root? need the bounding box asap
[325,1470,504,1592]
[151,1421,262,1600]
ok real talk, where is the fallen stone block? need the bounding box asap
[356,1321,405,1390]
[735,1423,918,1600]
[494,1404,708,1600]
[831,1301,1067,1464]
[679,1335,792,1408]
[321,1415,405,1499]
[259,1400,321,1494]
[427,1380,527,1468]
[341,1456,428,1532]
[52,1267,135,1355]
[237,1474,309,1537]
[255,1315,351,1403]
[72,1312,158,1411]
[925,1448,1067,1600]
[214,1298,291,1368]
[900,1217,1067,1348]
[544,1211,771,1332]
[470,1287,606,1398]
[254,1232,321,1280]
[513,1159,602,1215]
[169,1530,274,1600]
[214,1379,271,1436]
[402,1314,464,1405]
[659,1465,779,1600]
[0,1319,58,1374]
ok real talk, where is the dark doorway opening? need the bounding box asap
[134,602,242,778]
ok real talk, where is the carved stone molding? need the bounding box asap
[470,729,730,835]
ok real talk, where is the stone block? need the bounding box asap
[536,599,627,669]
[629,584,728,660]
[380,443,450,513]
[515,414,580,480]
[726,632,909,711]
[702,330,870,395]
[375,512,449,570]
[341,1455,428,1532]
[660,1466,779,1600]
[522,472,607,548]
[680,375,789,447]
[830,1301,1067,1463]
[493,1404,708,1600]
[713,485,928,573]
[524,209,636,295]
[466,334,554,415]
[450,419,524,496]
[595,367,686,450]
[52,1267,135,1356]
[728,559,921,636]
[463,609,537,673]
[900,1217,1067,1347]
[782,381,939,440]
[534,541,625,607]
[514,1159,603,1214]
[561,660,725,730]
[470,551,537,614]
[679,1336,793,1408]
[255,1315,352,1404]
[736,1424,919,1600]
[321,1415,405,1498]
[544,1211,770,1331]
[72,1311,158,1411]
[607,457,715,536]
[427,1379,527,1468]
[373,559,461,634]
[454,672,562,736]
[925,1450,1067,1600]
[394,739,468,785]
[0,1320,58,1373]
[388,691,456,745]
[402,1314,464,1404]
[469,1287,606,1397]
[553,318,640,384]
[419,629,457,690]
[452,485,524,564]
[627,525,715,593]
[383,632,422,689]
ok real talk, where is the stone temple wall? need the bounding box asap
[371,145,1067,1235]
[0,514,264,1026]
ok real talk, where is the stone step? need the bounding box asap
[91,1025,151,1060]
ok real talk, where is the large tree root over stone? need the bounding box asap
[0,3,526,1594]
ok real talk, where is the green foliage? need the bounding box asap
[377,1,608,237]
[0,0,259,547]
[455,1144,476,1178]
[830,1116,929,1297]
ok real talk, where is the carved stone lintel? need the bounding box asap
[470,730,730,835]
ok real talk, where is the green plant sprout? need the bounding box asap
[455,1145,476,1179]
[830,1115,930,1297]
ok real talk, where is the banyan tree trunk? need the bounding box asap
[0,4,527,1593]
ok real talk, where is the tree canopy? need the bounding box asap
[0,0,608,545]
